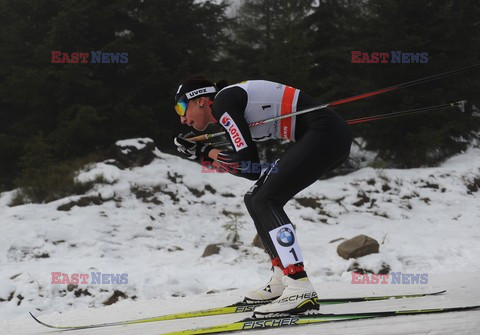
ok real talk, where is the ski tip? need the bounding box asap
[29,312,42,324]
[29,312,55,329]
[29,312,42,323]
[433,290,447,295]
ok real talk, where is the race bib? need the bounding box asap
[269,223,303,267]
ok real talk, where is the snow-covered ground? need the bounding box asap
[1,139,479,334]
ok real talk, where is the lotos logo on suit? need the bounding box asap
[221,116,232,127]
[220,112,247,151]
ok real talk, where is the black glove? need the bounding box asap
[173,133,213,161]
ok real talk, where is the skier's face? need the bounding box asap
[180,97,212,131]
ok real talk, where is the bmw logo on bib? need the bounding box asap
[276,227,295,247]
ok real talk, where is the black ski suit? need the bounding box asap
[211,81,352,269]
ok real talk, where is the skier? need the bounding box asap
[173,74,352,317]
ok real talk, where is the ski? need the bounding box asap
[160,304,480,335]
[29,290,445,330]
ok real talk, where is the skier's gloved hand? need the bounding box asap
[173,132,197,159]
[173,132,213,161]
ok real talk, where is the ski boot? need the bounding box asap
[243,259,286,304]
[253,264,319,317]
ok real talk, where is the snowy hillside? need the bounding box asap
[1,138,480,334]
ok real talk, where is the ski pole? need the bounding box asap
[329,63,480,107]
[187,64,480,142]
[202,101,469,147]
[346,101,467,125]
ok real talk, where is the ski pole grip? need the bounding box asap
[186,134,208,142]
[187,132,224,142]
